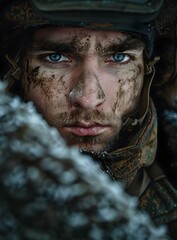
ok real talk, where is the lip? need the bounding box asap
[63,122,109,136]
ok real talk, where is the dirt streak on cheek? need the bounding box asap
[24,65,65,99]
[94,74,105,100]
[112,87,120,113]
[112,64,143,114]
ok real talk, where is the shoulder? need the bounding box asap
[139,173,177,239]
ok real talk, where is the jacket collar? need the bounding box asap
[94,100,157,190]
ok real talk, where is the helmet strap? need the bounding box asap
[4,54,22,90]
[122,56,160,133]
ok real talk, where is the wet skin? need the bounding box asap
[22,27,145,154]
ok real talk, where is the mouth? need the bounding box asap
[62,121,110,137]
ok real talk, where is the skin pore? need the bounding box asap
[21,27,145,154]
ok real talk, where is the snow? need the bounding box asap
[0,81,167,240]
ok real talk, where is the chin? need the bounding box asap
[70,142,104,155]
[65,133,119,155]
[70,140,115,156]
[66,137,106,154]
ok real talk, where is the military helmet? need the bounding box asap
[0,0,163,57]
[30,0,162,37]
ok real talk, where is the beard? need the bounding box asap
[45,109,122,155]
[69,132,120,154]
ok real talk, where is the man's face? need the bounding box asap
[22,27,145,154]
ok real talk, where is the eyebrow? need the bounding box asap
[101,37,145,53]
[29,40,78,53]
[29,36,144,55]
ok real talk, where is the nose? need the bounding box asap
[69,67,106,109]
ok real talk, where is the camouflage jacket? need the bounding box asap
[97,99,177,239]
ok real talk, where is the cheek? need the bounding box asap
[22,67,70,113]
[109,64,144,117]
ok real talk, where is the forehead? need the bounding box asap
[33,26,132,43]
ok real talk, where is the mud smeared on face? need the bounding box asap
[112,62,143,117]
[23,61,67,100]
[21,27,145,153]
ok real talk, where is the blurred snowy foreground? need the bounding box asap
[0,81,167,240]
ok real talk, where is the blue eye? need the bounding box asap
[112,53,130,63]
[48,54,61,62]
[45,53,70,62]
